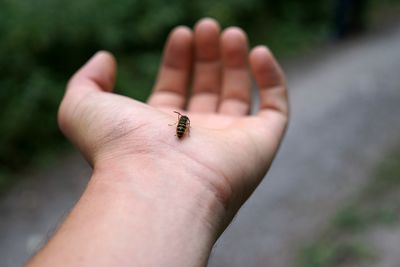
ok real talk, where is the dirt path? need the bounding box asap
[1,25,400,267]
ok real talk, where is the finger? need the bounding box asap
[187,18,221,113]
[218,27,252,116]
[67,51,117,98]
[246,46,289,156]
[147,26,193,109]
[249,46,289,118]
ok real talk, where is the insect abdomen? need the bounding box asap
[176,116,189,138]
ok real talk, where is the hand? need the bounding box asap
[28,18,290,267]
[58,18,288,226]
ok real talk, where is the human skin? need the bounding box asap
[26,18,289,267]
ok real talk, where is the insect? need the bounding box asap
[170,111,190,139]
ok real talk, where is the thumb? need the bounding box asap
[58,51,117,139]
[67,51,117,97]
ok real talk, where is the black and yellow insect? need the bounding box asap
[171,111,190,138]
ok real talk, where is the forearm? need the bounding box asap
[27,163,224,267]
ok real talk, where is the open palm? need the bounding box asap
[58,18,288,215]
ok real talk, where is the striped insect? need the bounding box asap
[170,111,190,139]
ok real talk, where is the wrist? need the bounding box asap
[87,157,226,266]
[93,157,227,230]
[94,152,231,227]
[30,157,226,267]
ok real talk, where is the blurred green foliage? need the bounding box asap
[2,0,399,189]
[300,242,373,267]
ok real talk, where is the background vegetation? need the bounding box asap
[0,0,398,190]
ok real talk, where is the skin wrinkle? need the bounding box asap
[94,124,158,164]
[99,119,147,147]
[95,140,229,236]
[72,96,162,164]
[58,91,99,157]
[260,102,286,116]
[242,116,288,179]
[150,89,186,99]
[258,86,289,116]
[193,57,221,64]
[220,96,250,106]
[192,62,221,92]
[149,90,187,109]
[259,66,285,89]
[159,136,233,211]
[163,57,192,70]
[61,87,114,133]
[214,129,263,208]
[86,72,115,92]
[189,91,219,100]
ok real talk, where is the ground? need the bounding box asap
[298,147,400,267]
[1,23,400,267]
